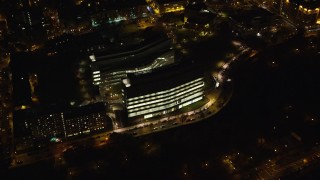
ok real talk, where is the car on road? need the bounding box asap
[16,160,23,164]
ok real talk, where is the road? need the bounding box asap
[0,52,13,162]
[255,146,320,180]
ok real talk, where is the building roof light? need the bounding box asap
[89,55,96,62]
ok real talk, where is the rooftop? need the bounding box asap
[186,1,208,11]
[101,0,147,10]
[126,62,204,98]
[230,8,274,26]
[91,28,172,72]
[63,103,107,119]
[291,0,320,9]
[13,102,107,120]
[156,0,185,4]
[185,9,217,25]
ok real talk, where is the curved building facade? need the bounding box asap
[90,37,175,106]
[127,77,204,119]
[125,62,213,120]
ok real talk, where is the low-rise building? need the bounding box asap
[146,0,185,15]
[273,0,320,26]
[13,103,112,151]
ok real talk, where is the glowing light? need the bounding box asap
[122,78,131,87]
[89,55,96,62]
[50,137,61,143]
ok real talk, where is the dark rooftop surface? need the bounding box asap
[101,0,147,9]
[126,62,204,98]
[186,1,208,11]
[230,8,274,26]
[92,36,172,72]
[13,102,106,122]
[185,10,217,25]
[156,0,184,4]
[94,28,168,57]
[90,28,171,73]
[63,102,106,119]
[291,0,320,8]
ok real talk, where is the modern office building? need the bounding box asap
[125,63,213,120]
[146,0,185,15]
[90,30,175,104]
[89,28,214,122]
[157,0,185,14]
[272,0,320,26]
[89,0,149,27]
[62,104,111,137]
[13,103,112,151]
[90,37,173,86]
